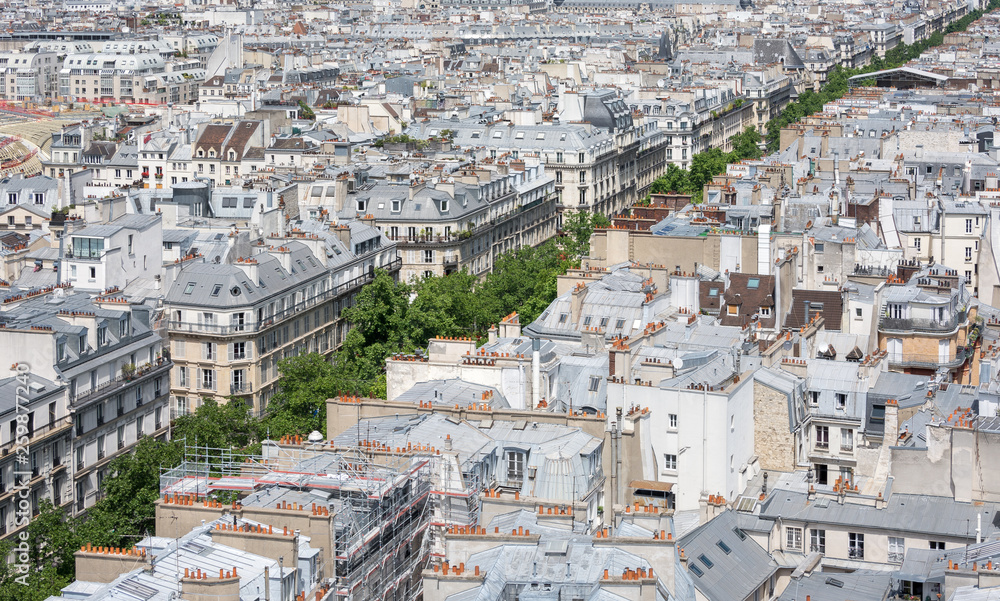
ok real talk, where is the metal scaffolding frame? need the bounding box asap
[159,440,434,601]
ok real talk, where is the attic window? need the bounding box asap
[747,278,760,289]
[689,564,704,577]
[600,317,609,328]
[471,132,481,139]
[717,541,732,554]
[558,313,568,324]
[492,131,503,139]
[391,200,401,212]
[536,133,545,140]
[709,288,719,296]
[589,376,600,392]
[211,284,222,296]
[184,282,195,294]
[870,405,885,422]
[515,132,525,140]
[698,554,714,569]
[732,527,747,541]
[615,318,625,329]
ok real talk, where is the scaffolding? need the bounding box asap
[159,440,433,601]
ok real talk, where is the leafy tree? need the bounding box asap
[263,354,339,437]
[173,398,258,450]
[561,211,611,259]
[408,271,480,343]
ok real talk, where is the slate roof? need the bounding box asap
[775,570,891,601]
[677,510,777,601]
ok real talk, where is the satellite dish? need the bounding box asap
[672,357,684,370]
[308,430,324,443]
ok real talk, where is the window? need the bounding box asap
[815,463,828,485]
[966,219,973,234]
[184,282,195,295]
[669,414,677,429]
[506,450,525,483]
[930,541,945,550]
[848,533,864,559]
[178,366,187,387]
[727,305,739,315]
[663,454,677,470]
[815,425,829,449]
[709,288,718,297]
[232,369,246,392]
[698,554,714,569]
[717,541,732,554]
[815,242,824,252]
[424,249,433,264]
[127,234,133,255]
[136,415,144,439]
[211,284,222,296]
[117,425,125,450]
[747,278,760,289]
[786,527,803,551]
[201,369,215,390]
[914,238,921,251]
[888,536,904,563]
[231,342,246,360]
[203,342,216,360]
[835,393,847,409]
[809,529,825,553]
[555,171,562,183]
[966,247,973,261]
[588,376,600,392]
[580,171,586,183]
[841,428,854,452]
[97,435,105,460]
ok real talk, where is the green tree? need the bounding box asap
[408,271,480,344]
[263,354,339,437]
[561,211,611,258]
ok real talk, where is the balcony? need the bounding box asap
[230,382,253,396]
[848,547,865,560]
[388,233,463,246]
[70,357,171,406]
[887,349,969,370]
[888,552,904,563]
[168,321,249,334]
[879,312,964,334]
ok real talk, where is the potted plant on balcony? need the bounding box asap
[121,363,136,381]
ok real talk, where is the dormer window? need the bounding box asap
[197,149,204,157]
[209,150,216,158]
[228,150,236,161]
[356,199,366,212]
[440,199,448,212]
